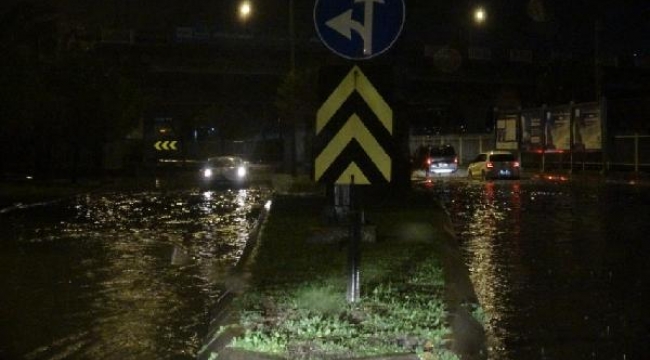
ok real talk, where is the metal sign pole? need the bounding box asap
[347,175,361,303]
[314,0,402,302]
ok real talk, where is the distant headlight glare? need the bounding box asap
[237,166,247,178]
[203,169,213,178]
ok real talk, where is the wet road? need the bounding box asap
[0,188,270,360]
[424,177,650,359]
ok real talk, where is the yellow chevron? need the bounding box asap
[315,114,391,182]
[316,65,392,135]
[154,140,179,151]
[336,162,370,185]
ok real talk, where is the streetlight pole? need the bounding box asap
[286,0,298,175]
[594,18,602,102]
[289,0,296,73]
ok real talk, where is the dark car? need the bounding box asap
[200,156,249,189]
[413,145,458,176]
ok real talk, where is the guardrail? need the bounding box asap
[609,133,650,172]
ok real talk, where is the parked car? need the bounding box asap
[413,144,458,176]
[200,156,249,188]
[467,151,520,180]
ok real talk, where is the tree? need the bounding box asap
[0,2,147,178]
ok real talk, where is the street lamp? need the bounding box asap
[473,6,487,25]
[239,1,252,22]
[465,6,487,45]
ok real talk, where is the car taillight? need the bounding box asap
[486,162,494,168]
[426,158,432,165]
[454,156,458,164]
[513,161,520,168]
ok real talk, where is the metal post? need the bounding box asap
[334,184,350,220]
[600,97,608,174]
[569,103,574,174]
[634,133,639,173]
[289,0,295,73]
[347,175,361,303]
[459,136,464,167]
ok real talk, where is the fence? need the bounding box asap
[410,133,650,173]
[609,133,650,172]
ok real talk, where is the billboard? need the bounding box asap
[545,106,571,151]
[573,103,602,151]
[497,101,604,154]
[520,109,545,151]
[496,113,519,150]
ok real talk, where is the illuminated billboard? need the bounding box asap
[573,103,602,151]
[496,113,519,150]
[496,102,603,153]
[520,109,545,152]
[545,106,571,151]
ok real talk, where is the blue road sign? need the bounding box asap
[314,0,405,60]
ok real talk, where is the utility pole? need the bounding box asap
[289,0,296,73]
[594,18,602,102]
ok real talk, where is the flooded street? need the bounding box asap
[427,178,650,359]
[0,189,270,360]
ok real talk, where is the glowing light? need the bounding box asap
[237,166,247,178]
[239,1,252,20]
[474,7,487,24]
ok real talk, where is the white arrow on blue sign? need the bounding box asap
[314,0,405,60]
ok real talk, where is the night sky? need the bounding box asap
[2,0,648,55]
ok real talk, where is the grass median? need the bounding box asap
[204,191,468,360]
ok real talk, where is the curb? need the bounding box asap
[198,194,273,360]
[435,205,488,360]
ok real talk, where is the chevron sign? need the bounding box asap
[315,66,393,185]
[154,140,178,151]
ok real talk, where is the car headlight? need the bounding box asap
[237,166,247,178]
[203,168,213,178]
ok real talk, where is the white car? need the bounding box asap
[467,151,521,180]
[200,156,249,188]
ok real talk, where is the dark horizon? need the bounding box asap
[2,0,648,54]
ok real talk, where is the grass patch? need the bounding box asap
[212,194,459,360]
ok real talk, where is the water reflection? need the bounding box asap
[433,180,650,360]
[0,189,269,360]
[457,181,524,357]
